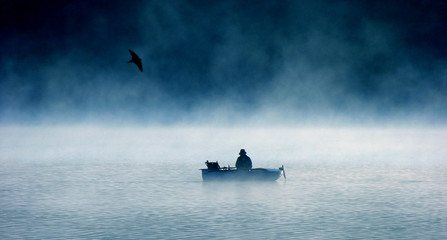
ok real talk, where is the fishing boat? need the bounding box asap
[201,160,286,181]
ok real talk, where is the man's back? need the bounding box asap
[236,155,252,170]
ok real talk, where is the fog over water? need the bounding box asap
[1,0,446,126]
[1,126,447,239]
[2,126,446,167]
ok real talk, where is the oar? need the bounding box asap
[281,165,287,180]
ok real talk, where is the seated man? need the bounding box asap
[235,149,252,170]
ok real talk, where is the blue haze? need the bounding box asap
[1,0,446,125]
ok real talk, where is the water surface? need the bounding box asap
[1,127,446,239]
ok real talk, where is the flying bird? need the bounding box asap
[128,49,143,72]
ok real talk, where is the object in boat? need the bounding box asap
[201,160,285,181]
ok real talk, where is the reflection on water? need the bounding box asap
[1,127,446,239]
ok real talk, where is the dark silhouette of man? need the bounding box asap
[236,149,252,170]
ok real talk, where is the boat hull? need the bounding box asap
[201,168,283,181]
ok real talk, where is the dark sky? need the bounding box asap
[1,0,446,126]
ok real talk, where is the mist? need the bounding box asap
[1,0,446,126]
[2,126,445,167]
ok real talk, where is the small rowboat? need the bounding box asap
[201,161,286,181]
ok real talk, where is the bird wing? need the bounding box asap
[135,60,143,72]
[129,49,139,59]
[128,49,143,72]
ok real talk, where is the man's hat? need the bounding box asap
[239,149,246,154]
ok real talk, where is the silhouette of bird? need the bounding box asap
[128,49,143,72]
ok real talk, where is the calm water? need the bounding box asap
[1,127,446,239]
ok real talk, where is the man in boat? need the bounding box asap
[236,149,252,170]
